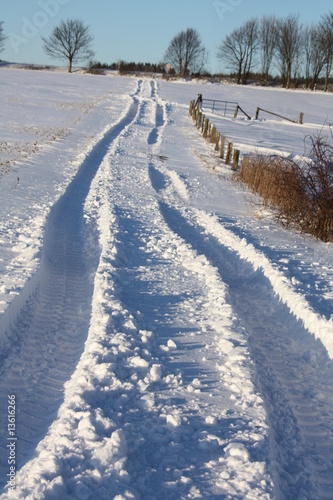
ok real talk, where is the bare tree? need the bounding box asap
[304,25,326,90]
[0,21,6,53]
[42,19,94,73]
[320,11,333,91]
[276,15,303,88]
[217,28,244,84]
[217,19,259,84]
[164,28,207,76]
[260,16,278,85]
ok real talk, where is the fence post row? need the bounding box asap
[189,98,304,176]
[189,99,244,172]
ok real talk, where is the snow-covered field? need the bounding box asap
[0,67,333,499]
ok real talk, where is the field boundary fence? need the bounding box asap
[189,97,304,173]
[255,107,304,124]
[189,99,244,172]
[201,98,251,120]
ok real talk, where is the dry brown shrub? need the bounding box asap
[238,133,333,241]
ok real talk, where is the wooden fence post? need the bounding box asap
[207,123,212,140]
[190,100,195,115]
[299,112,304,124]
[211,126,216,144]
[197,112,202,129]
[201,115,205,133]
[220,135,226,159]
[255,107,260,120]
[234,105,239,119]
[225,142,233,165]
[232,149,240,171]
[203,118,209,138]
[215,132,221,151]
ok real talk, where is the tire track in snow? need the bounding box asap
[150,165,333,499]
[0,81,142,489]
[94,80,273,498]
[5,80,275,499]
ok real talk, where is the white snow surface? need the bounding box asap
[0,68,333,499]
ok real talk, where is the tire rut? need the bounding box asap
[0,83,142,489]
[96,82,274,498]
[149,167,333,499]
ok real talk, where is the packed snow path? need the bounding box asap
[0,83,141,480]
[0,76,333,499]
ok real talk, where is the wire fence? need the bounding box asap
[202,98,238,117]
[201,98,251,120]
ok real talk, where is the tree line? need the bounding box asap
[165,13,333,91]
[1,14,333,90]
[89,61,166,75]
[217,12,333,90]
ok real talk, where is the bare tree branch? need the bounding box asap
[275,15,303,89]
[42,19,94,73]
[164,28,207,76]
[320,11,333,91]
[304,25,326,90]
[260,16,278,85]
[217,19,259,84]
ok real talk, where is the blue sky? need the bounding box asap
[1,0,332,73]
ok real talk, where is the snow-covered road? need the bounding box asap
[1,70,333,499]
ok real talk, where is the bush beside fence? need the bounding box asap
[238,138,333,242]
[189,99,333,242]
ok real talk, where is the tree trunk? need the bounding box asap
[237,61,242,84]
[324,67,329,92]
